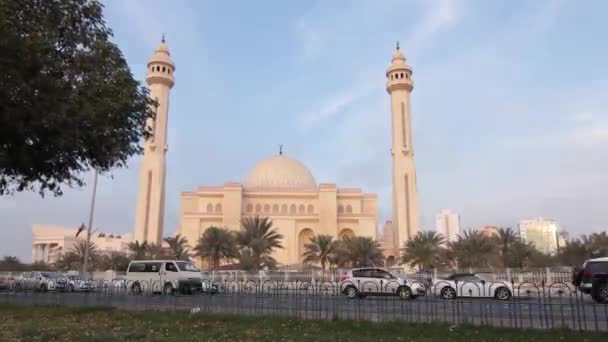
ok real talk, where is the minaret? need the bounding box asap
[386,43,419,249]
[134,36,175,245]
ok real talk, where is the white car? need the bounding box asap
[63,275,96,292]
[126,260,203,294]
[16,272,67,292]
[340,268,426,299]
[432,273,513,300]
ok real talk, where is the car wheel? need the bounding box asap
[69,285,75,292]
[440,286,456,300]
[495,287,512,301]
[344,286,359,299]
[163,283,174,296]
[131,283,142,295]
[40,284,47,292]
[592,284,608,303]
[397,286,412,300]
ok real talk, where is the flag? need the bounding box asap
[76,223,86,237]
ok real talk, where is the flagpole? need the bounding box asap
[82,169,98,277]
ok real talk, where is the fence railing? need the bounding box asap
[1,273,606,332]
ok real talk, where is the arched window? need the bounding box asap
[264,204,270,213]
[255,204,261,213]
[298,229,315,262]
[307,204,314,214]
[298,204,305,214]
[206,203,213,213]
[346,204,352,214]
[215,203,222,213]
[290,204,296,215]
[162,66,166,73]
[246,204,253,213]
[272,204,279,214]
[338,205,344,214]
[401,72,404,79]
[281,204,288,214]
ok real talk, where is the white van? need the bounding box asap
[126,260,202,295]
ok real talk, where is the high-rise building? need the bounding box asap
[386,43,420,249]
[519,218,559,255]
[435,210,460,243]
[134,37,176,245]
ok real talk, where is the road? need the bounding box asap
[1,290,606,332]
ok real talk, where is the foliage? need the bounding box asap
[301,234,338,271]
[506,240,536,269]
[0,256,25,271]
[163,234,190,260]
[0,0,154,196]
[194,227,239,270]
[333,237,384,268]
[448,230,497,269]
[98,251,130,272]
[494,227,519,268]
[401,231,447,270]
[127,241,148,260]
[54,240,99,271]
[235,216,283,271]
[144,243,164,260]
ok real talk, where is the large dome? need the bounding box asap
[244,155,317,191]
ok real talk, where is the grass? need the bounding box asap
[0,305,606,341]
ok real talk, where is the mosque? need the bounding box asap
[33,39,420,268]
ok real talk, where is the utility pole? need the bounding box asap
[82,169,98,278]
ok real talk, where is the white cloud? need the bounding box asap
[406,0,463,54]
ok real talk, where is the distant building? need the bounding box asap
[435,210,460,243]
[478,226,500,238]
[519,218,559,255]
[32,225,132,264]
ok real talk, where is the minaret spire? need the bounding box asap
[161,33,166,43]
[279,144,283,155]
[396,41,400,50]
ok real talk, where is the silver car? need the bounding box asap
[340,268,426,299]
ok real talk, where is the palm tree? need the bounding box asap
[0,256,24,271]
[494,227,519,268]
[334,237,384,268]
[194,226,239,269]
[401,231,446,270]
[70,240,99,268]
[558,239,590,267]
[302,234,337,271]
[449,230,497,269]
[99,251,131,271]
[144,243,164,260]
[164,234,190,260]
[127,241,148,259]
[235,216,283,270]
[506,240,536,269]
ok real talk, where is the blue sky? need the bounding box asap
[1,0,607,261]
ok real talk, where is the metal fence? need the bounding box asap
[1,274,607,332]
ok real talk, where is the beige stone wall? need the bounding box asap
[179,182,378,267]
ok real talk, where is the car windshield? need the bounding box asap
[40,273,57,279]
[68,276,82,281]
[176,262,199,272]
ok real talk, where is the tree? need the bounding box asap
[506,240,536,269]
[144,243,164,260]
[449,230,497,269]
[302,234,338,272]
[558,240,590,267]
[235,216,283,271]
[0,256,25,271]
[127,241,148,260]
[194,227,239,270]
[70,240,99,269]
[334,237,384,268]
[163,234,190,260]
[0,0,154,196]
[494,227,518,268]
[98,251,130,271]
[401,231,446,270]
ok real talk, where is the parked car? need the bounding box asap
[126,260,203,294]
[573,257,608,303]
[63,275,96,292]
[16,272,67,292]
[340,268,426,299]
[432,273,512,300]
